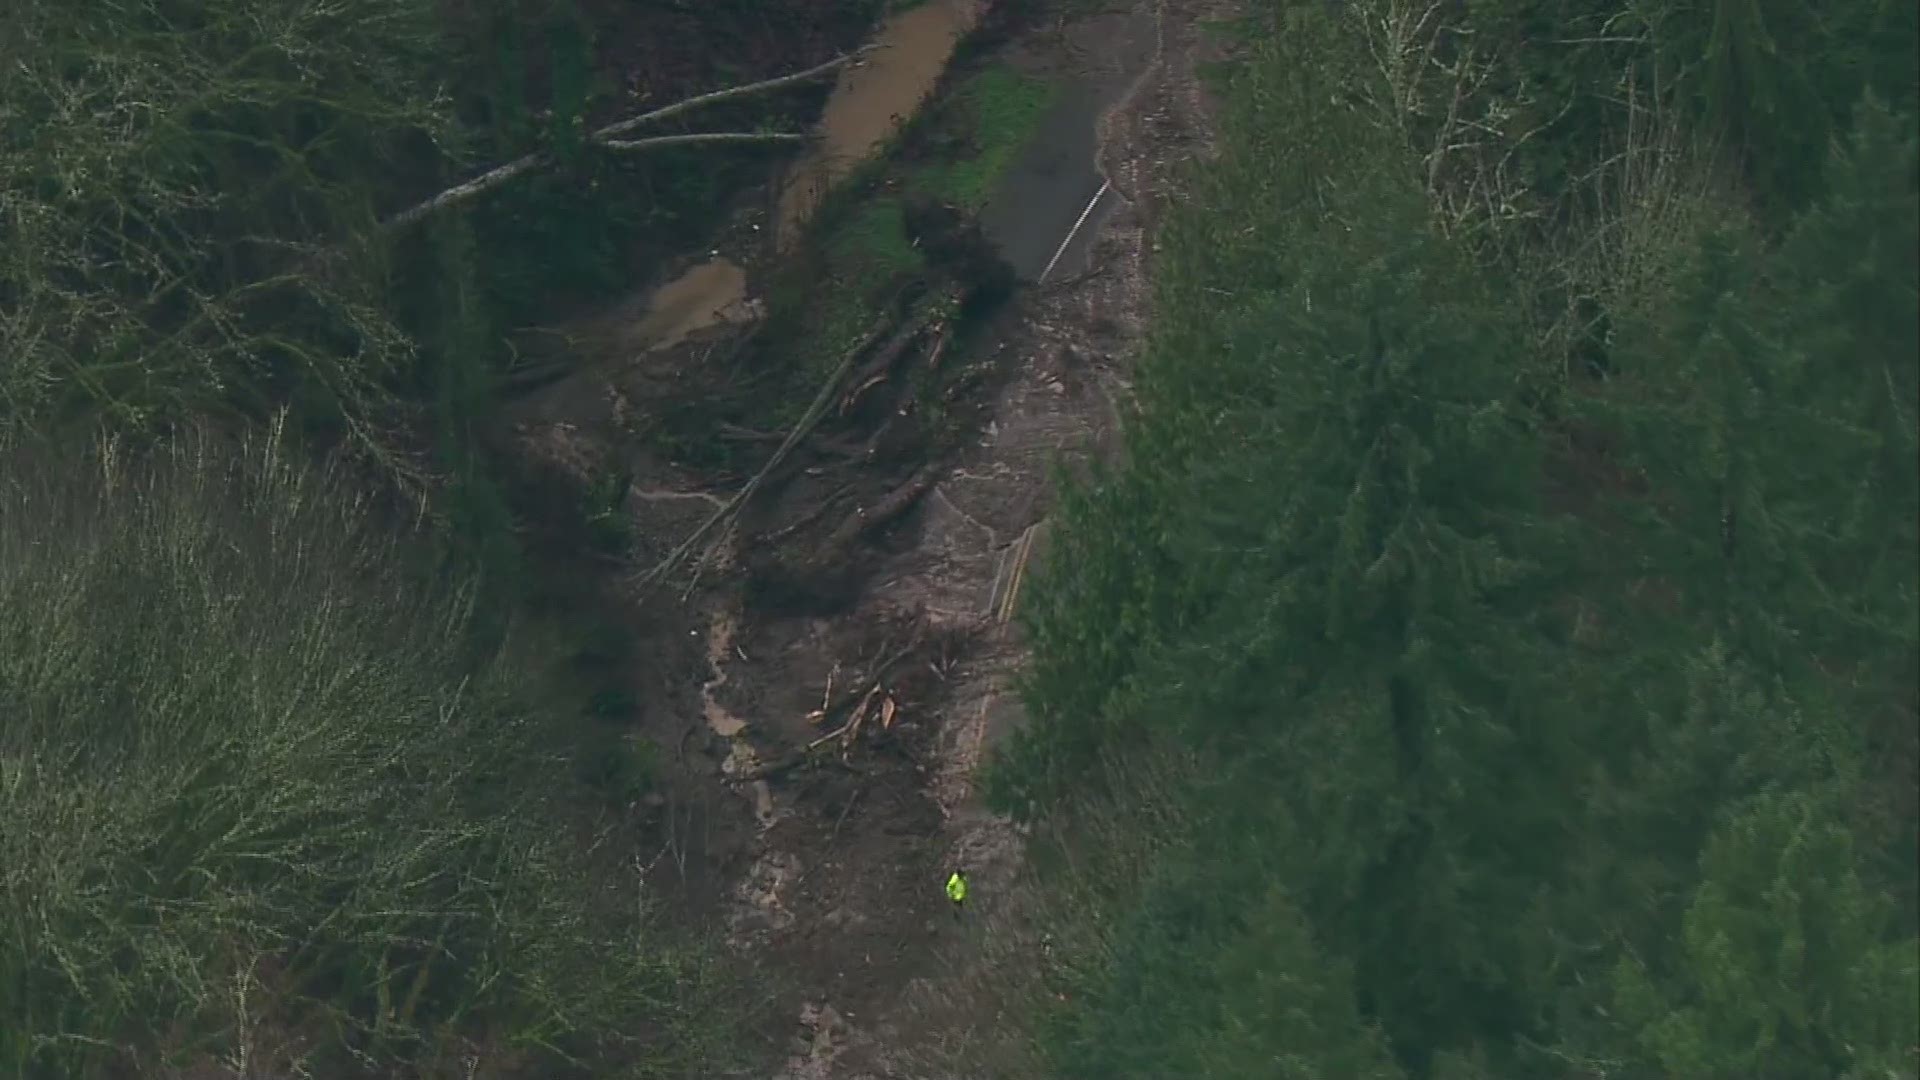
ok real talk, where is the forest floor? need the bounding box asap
[498,1,1227,1074]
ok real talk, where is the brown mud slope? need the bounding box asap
[500,1,1227,1076]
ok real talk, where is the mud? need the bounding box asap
[613,0,987,364]
[628,258,757,354]
[702,2,1209,1073]
[776,0,988,249]
[498,0,1226,1075]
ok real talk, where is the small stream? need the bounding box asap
[774,0,987,250]
[700,605,778,828]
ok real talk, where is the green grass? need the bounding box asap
[752,194,925,423]
[756,60,1053,414]
[809,198,930,369]
[828,198,923,273]
[912,67,1058,210]
[0,426,736,1078]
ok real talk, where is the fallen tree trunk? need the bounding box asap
[381,49,870,232]
[633,316,891,593]
[817,462,943,553]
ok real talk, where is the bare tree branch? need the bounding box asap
[380,49,869,232]
[380,155,545,232]
[600,131,810,153]
[632,314,894,594]
[594,47,873,142]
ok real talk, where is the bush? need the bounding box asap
[0,422,731,1077]
[0,0,449,434]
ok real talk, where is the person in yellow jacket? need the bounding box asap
[945,868,968,918]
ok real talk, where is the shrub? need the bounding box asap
[0,421,730,1077]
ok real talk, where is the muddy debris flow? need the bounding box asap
[626,0,985,362]
[504,1,1184,1075]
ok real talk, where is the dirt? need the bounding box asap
[498,0,1229,1075]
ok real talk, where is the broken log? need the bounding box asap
[634,315,890,592]
[818,462,943,553]
[383,49,871,232]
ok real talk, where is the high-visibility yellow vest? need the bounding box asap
[946,871,967,904]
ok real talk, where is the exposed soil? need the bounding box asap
[496,1,1228,1075]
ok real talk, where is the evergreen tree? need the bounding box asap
[981,4,1919,1078]
[1606,792,1919,1078]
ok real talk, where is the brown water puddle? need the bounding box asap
[774,0,985,249]
[625,0,984,359]
[628,259,755,353]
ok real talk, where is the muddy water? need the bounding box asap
[774,0,985,249]
[626,0,984,358]
[628,259,754,353]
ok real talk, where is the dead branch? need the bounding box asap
[809,684,884,751]
[594,48,873,142]
[759,482,854,545]
[633,316,890,592]
[601,131,809,153]
[381,50,868,232]
[996,523,1041,625]
[381,154,544,232]
[829,790,863,840]
[840,307,952,415]
[827,637,921,718]
[740,311,938,501]
[817,461,943,553]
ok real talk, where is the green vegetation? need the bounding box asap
[0,0,866,491]
[6,0,1910,1072]
[0,427,731,1077]
[751,59,1051,417]
[0,0,445,434]
[983,1,1919,1076]
[912,67,1059,209]
[0,0,877,1073]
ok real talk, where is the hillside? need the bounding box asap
[1,0,1914,1077]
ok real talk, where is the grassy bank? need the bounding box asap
[976,1,1919,1076]
[0,1,893,1073]
[753,61,1055,410]
[0,427,737,1077]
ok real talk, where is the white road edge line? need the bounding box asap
[1038,179,1112,284]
